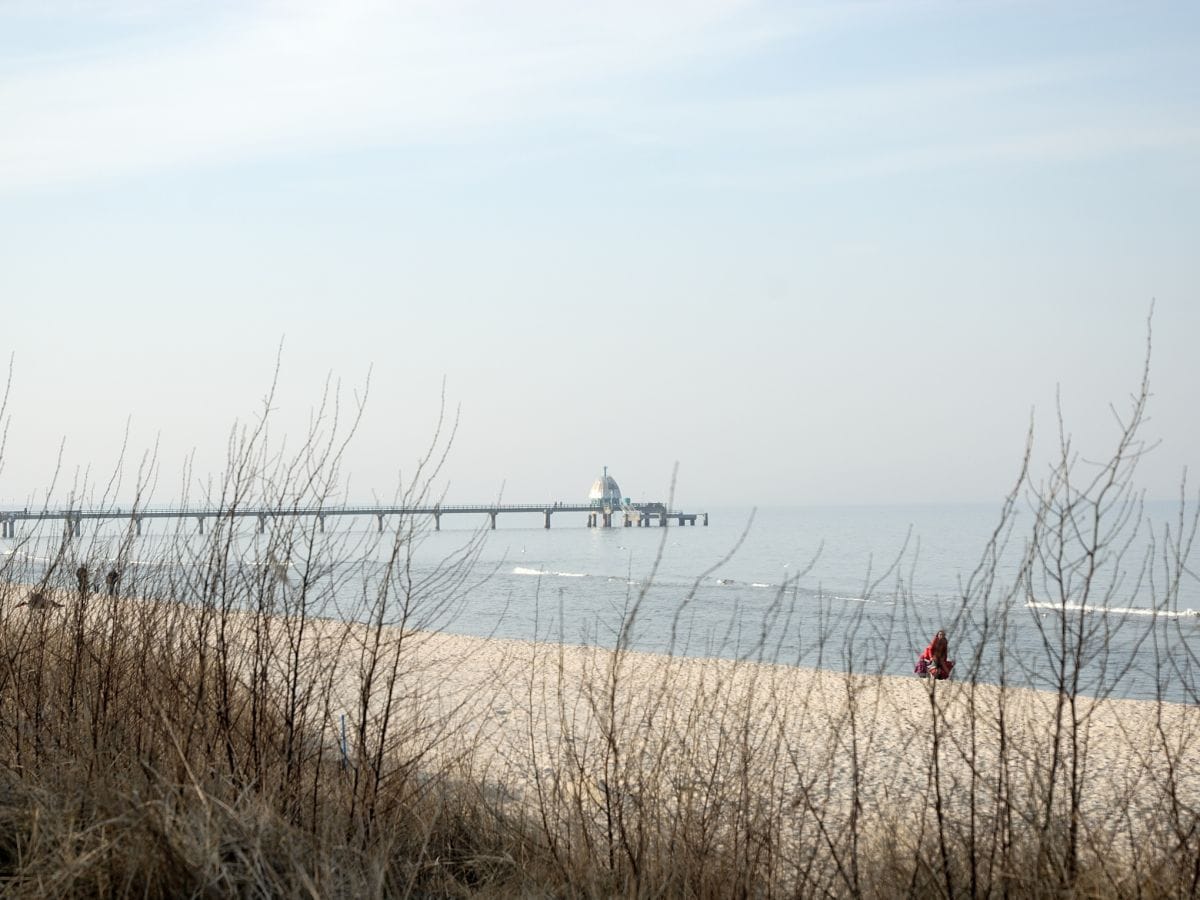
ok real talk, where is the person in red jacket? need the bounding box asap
[917,629,954,679]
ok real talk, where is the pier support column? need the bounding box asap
[602,512,611,528]
[434,513,441,531]
[377,514,384,533]
[587,513,594,527]
[258,515,266,534]
[136,517,143,536]
[623,514,631,527]
[318,515,325,533]
[544,510,551,529]
[704,513,709,526]
[196,516,204,534]
[489,511,497,530]
[73,516,81,537]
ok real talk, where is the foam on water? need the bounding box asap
[512,565,586,578]
[1026,600,1200,619]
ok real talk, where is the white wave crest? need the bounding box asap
[1026,601,1199,619]
[512,566,587,578]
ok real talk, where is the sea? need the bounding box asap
[4,502,1199,703]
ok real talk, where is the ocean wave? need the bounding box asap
[512,566,587,578]
[1026,601,1200,619]
[4,549,69,565]
[49,555,159,568]
[751,582,772,588]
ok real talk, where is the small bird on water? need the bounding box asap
[16,591,63,610]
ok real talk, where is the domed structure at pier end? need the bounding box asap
[588,466,623,508]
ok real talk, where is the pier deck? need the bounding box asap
[0,502,708,537]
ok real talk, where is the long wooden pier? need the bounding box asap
[0,502,708,538]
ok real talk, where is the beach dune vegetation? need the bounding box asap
[0,338,1197,898]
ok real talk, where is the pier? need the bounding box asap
[0,502,708,538]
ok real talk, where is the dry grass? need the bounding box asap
[1,571,1195,898]
[0,337,1196,897]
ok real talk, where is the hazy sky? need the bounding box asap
[1,1,1197,509]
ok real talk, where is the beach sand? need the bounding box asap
[300,617,1200,855]
[8,581,1199,859]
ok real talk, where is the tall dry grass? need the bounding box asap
[0,338,1196,898]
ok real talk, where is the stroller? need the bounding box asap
[914,656,954,680]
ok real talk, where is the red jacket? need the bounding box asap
[920,634,949,666]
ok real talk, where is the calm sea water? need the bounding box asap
[5,503,1199,702]
[418,503,1200,701]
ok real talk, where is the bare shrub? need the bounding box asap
[0,334,1196,897]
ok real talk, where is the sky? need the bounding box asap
[1,0,1198,510]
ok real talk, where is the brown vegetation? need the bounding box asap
[0,344,1196,897]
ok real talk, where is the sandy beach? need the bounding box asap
[372,629,1199,801]
[8,581,1200,864]
[262,604,1200,860]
